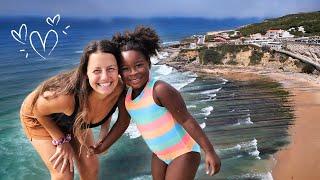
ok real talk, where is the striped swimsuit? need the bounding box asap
[125,78,200,164]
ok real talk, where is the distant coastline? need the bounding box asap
[159,15,320,177]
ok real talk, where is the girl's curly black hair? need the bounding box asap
[112,25,160,66]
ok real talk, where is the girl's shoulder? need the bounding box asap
[153,80,180,105]
[153,80,175,93]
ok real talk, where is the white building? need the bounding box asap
[265,29,294,39]
[265,29,283,39]
[281,31,294,38]
[189,43,197,49]
[264,42,282,50]
[230,31,240,37]
[197,36,205,45]
[250,33,267,40]
[298,26,306,33]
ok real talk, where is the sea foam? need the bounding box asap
[155,65,173,76]
[201,106,214,116]
[124,123,141,139]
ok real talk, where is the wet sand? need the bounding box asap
[162,53,320,179]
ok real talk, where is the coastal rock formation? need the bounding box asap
[174,45,319,75]
[285,42,320,63]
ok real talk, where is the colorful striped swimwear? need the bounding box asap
[125,78,200,164]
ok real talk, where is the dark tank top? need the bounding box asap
[50,96,118,133]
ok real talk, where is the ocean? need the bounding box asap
[0,16,293,180]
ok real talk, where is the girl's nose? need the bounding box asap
[130,68,138,75]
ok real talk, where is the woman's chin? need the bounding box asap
[93,87,115,98]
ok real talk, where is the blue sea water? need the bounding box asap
[0,16,293,179]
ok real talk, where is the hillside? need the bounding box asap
[238,11,320,36]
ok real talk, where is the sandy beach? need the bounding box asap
[162,50,320,179]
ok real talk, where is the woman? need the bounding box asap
[20,40,128,180]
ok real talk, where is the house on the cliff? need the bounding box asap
[266,29,294,39]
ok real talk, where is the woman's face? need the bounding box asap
[87,52,119,98]
[120,50,150,90]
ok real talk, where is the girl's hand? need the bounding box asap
[88,116,110,157]
[49,142,74,173]
[94,135,108,155]
[87,139,106,157]
[205,150,221,176]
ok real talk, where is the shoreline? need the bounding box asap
[161,49,320,179]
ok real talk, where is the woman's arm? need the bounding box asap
[153,81,221,176]
[33,94,75,173]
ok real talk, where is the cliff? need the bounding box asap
[174,45,319,75]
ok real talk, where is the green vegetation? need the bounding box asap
[199,49,223,64]
[215,44,247,54]
[249,50,264,65]
[279,54,289,63]
[227,59,238,65]
[238,11,320,36]
[198,45,252,64]
[301,64,316,74]
[292,60,315,73]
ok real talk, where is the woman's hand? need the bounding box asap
[205,150,221,176]
[49,142,74,173]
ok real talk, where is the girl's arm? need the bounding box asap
[98,116,111,142]
[91,94,131,154]
[92,116,111,154]
[153,80,221,176]
[33,94,75,173]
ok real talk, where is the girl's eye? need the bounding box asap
[136,63,143,67]
[121,67,129,72]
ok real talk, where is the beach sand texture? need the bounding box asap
[272,82,320,180]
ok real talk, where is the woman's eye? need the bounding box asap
[93,70,101,74]
[107,68,116,73]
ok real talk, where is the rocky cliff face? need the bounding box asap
[285,42,320,64]
[177,45,319,74]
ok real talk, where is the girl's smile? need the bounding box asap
[120,50,150,93]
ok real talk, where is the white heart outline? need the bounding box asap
[46,14,60,26]
[11,24,28,44]
[29,30,59,59]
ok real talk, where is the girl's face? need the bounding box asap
[120,50,150,90]
[87,52,119,98]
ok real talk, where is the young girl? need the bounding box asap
[92,26,221,179]
[20,40,130,180]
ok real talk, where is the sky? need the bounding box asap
[0,0,319,19]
